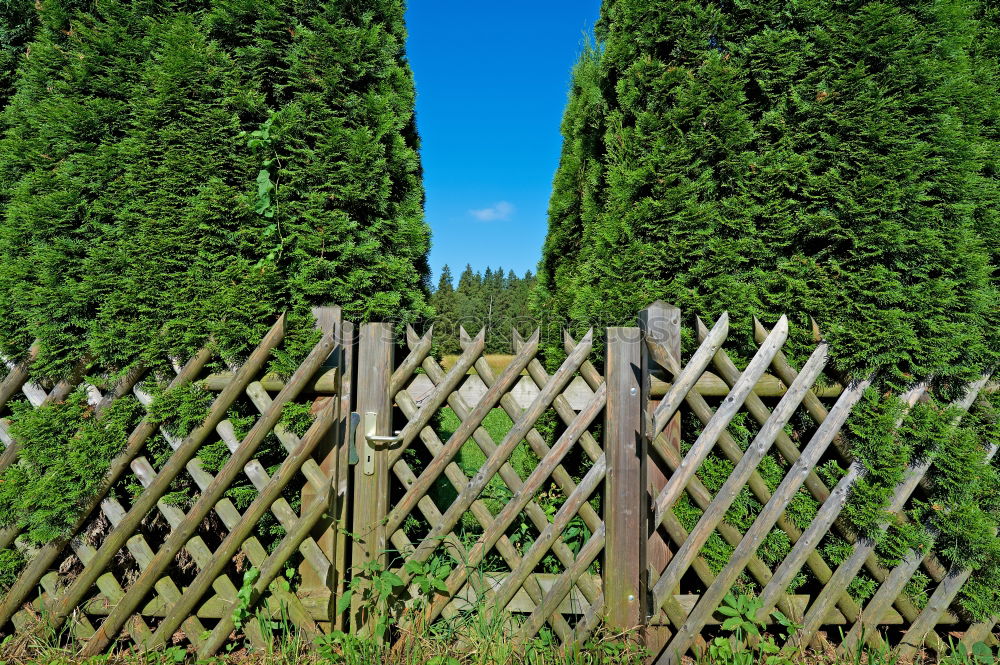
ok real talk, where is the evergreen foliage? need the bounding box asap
[430,264,537,355]
[0,389,145,544]
[538,0,996,387]
[0,0,430,380]
[539,0,1000,619]
[0,0,36,108]
[0,0,429,582]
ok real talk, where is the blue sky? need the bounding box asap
[404,1,602,285]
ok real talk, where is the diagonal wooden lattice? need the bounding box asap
[0,310,351,658]
[1,301,995,659]
[359,324,608,647]
[634,304,995,665]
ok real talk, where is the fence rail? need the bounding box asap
[0,302,994,661]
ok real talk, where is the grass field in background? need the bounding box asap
[440,354,517,375]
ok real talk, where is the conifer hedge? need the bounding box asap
[537,0,1000,620]
[0,0,430,380]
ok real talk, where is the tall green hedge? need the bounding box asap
[538,0,996,387]
[538,0,1000,621]
[0,0,430,379]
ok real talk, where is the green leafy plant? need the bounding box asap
[403,553,451,605]
[231,566,261,634]
[241,115,284,269]
[338,558,404,640]
[703,594,801,665]
[940,639,997,665]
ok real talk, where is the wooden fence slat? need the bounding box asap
[755,383,927,629]
[332,319,355,631]
[383,329,534,536]
[0,346,214,633]
[419,383,606,627]
[130,392,319,646]
[299,305,341,607]
[962,618,999,650]
[0,343,38,410]
[390,328,432,395]
[386,329,485,467]
[650,341,828,618]
[652,313,729,436]
[753,319,949,588]
[846,375,993,657]
[390,388,546,631]
[655,374,871,665]
[396,338,597,637]
[605,326,646,632]
[640,303,681,648]
[145,400,337,651]
[42,318,284,636]
[198,489,332,657]
[787,380,986,650]
[414,329,601,637]
[77,320,334,656]
[649,372,843,398]
[488,454,607,617]
[351,322,395,635]
[651,317,788,520]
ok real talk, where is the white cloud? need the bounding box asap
[469,201,514,222]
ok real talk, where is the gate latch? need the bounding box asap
[360,411,403,475]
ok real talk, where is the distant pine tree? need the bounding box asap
[431,265,538,356]
[430,264,460,354]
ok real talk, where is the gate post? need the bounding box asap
[639,301,681,651]
[351,322,394,633]
[299,306,343,628]
[604,326,647,635]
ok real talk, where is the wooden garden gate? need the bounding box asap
[0,302,995,660]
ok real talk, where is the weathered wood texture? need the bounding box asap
[0,302,995,659]
[0,312,346,657]
[604,327,646,632]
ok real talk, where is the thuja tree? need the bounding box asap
[213,0,431,324]
[0,1,156,377]
[538,0,1000,618]
[0,0,431,379]
[535,43,605,344]
[0,0,429,577]
[541,0,995,383]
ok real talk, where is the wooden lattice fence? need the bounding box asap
[0,302,995,661]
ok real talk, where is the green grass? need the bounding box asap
[430,407,538,534]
